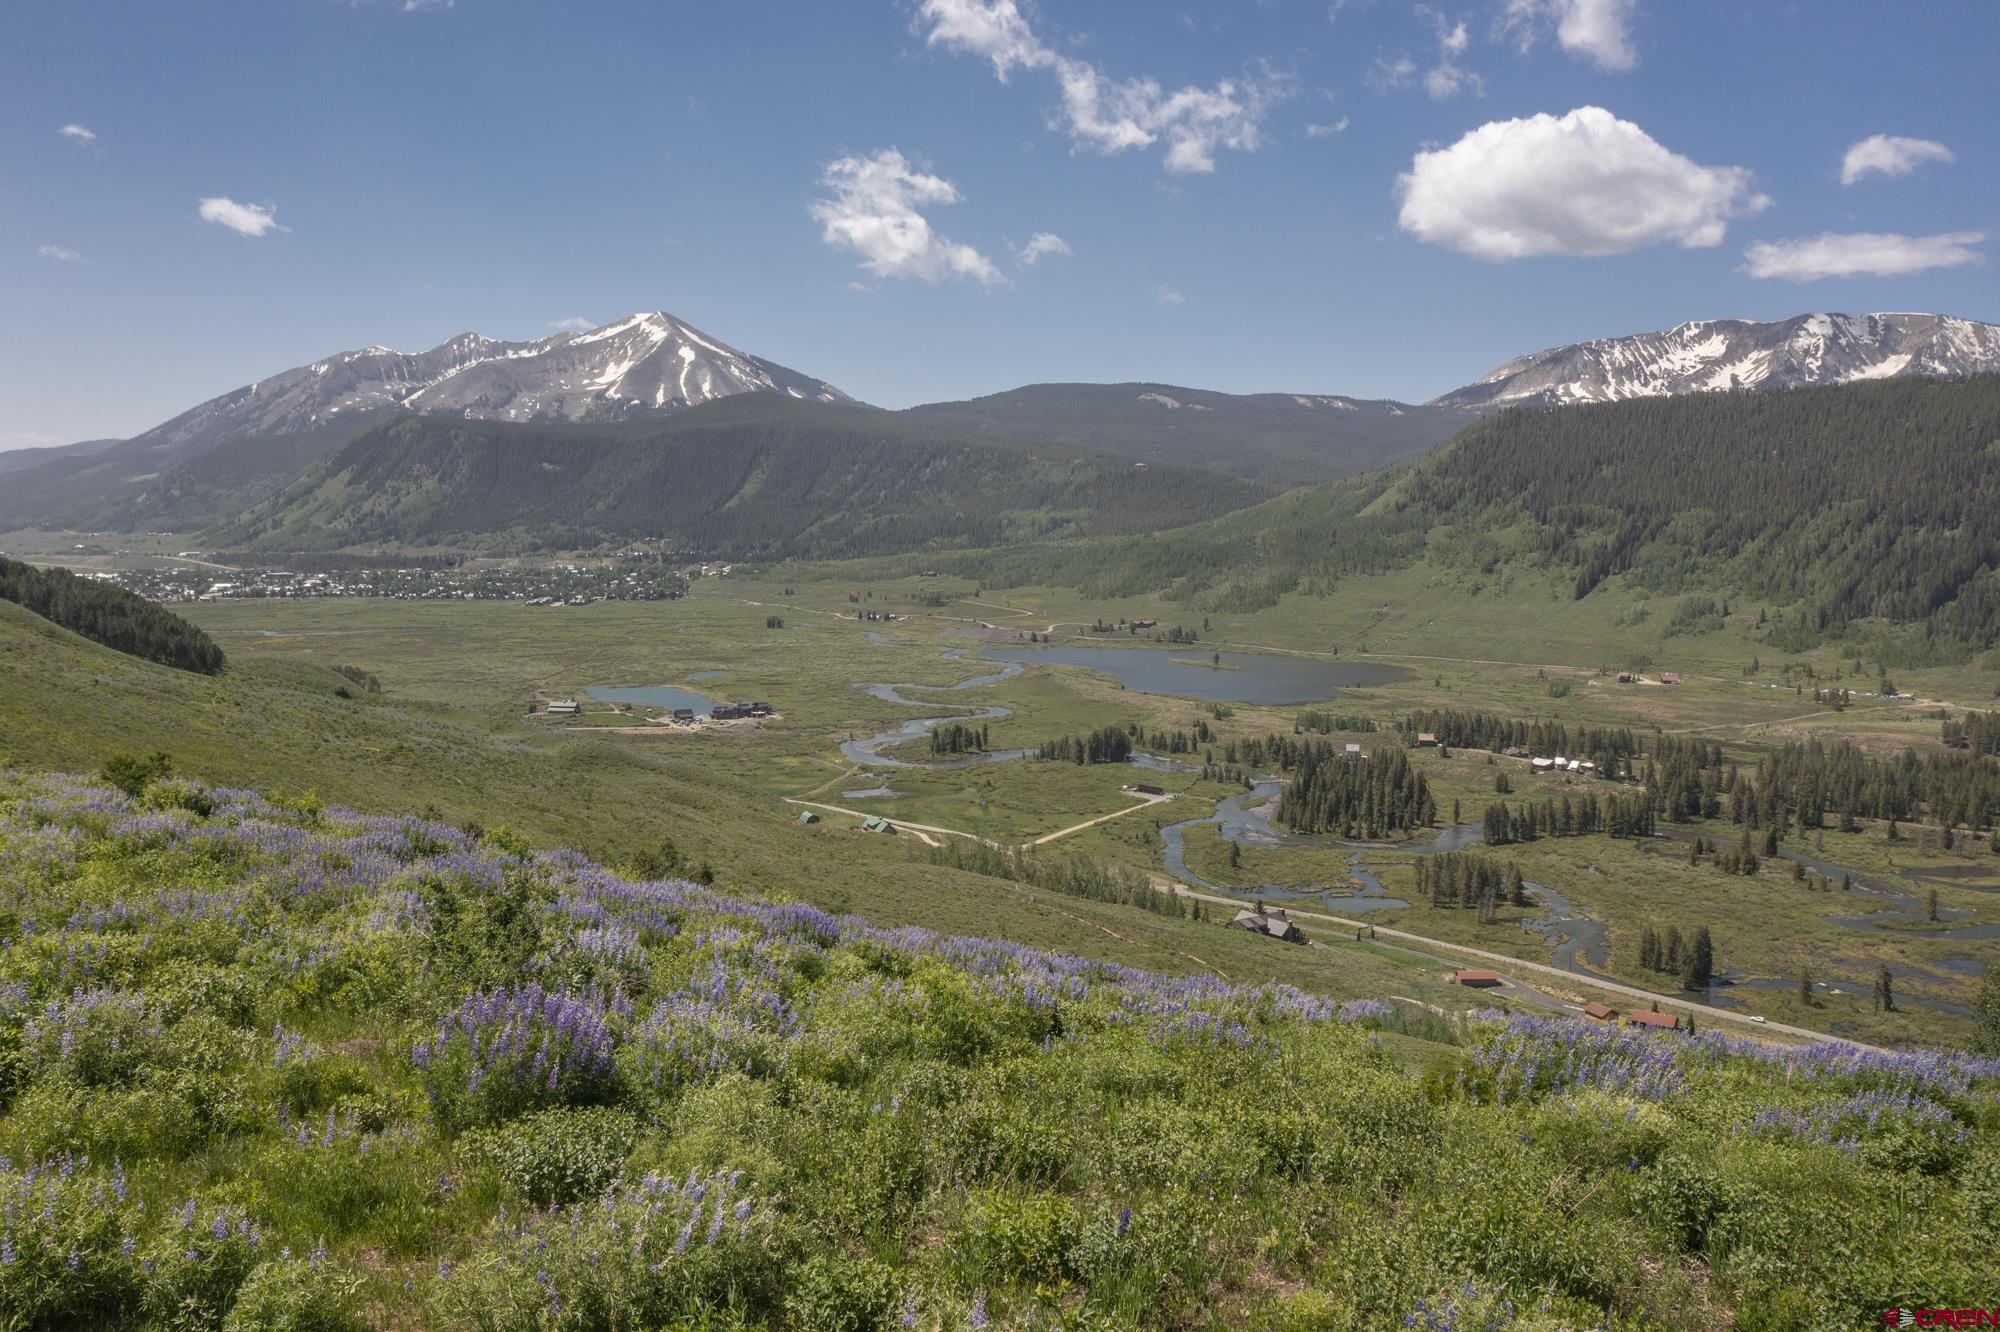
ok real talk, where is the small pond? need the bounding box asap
[983,646,1408,705]
[585,685,715,714]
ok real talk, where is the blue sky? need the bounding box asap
[3,0,1994,447]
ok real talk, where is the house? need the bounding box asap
[1344,743,1363,757]
[1225,908,1304,944]
[1503,747,1527,758]
[546,699,580,716]
[797,810,820,824]
[1129,782,1166,797]
[746,701,773,716]
[1450,968,1502,988]
[1617,672,1635,684]
[671,709,697,723]
[1582,1001,1617,1022]
[1531,757,1555,771]
[1415,733,1438,748]
[1129,617,1158,629]
[1659,672,1680,685]
[861,816,896,835]
[1623,1010,1681,1031]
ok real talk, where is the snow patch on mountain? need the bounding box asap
[1435,312,2000,410]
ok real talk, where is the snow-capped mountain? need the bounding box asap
[130,312,853,454]
[1434,312,2000,411]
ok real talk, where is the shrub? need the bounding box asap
[413,985,622,1131]
[222,1255,368,1332]
[461,1105,638,1207]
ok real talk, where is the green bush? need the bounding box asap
[222,1256,368,1332]
[461,1105,638,1206]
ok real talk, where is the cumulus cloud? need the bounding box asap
[549,316,594,332]
[198,197,286,237]
[1741,230,1985,282]
[1305,116,1350,138]
[1156,284,1185,304]
[1499,0,1638,72]
[917,0,1288,174]
[1395,106,1767,259]
[1839,134,1954,186]
[59,123,96,144]
[810,149,1003,286]
[37,245,85,263]
[1014,232,1071,266]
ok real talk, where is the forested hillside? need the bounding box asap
[0,556,223,673]
[210,397,1268,557]
[955,376,2000,657]
[902,382,1471,485]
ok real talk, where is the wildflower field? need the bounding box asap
[0,768,1996,1330]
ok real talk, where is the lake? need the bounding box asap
[585,684,715,714]
[982,645,1408,705]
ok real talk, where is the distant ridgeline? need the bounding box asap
[955,376,2000,660]
[0,556,224,674]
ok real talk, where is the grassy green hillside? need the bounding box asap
[206,397,1270,557]
[1,766,1996,1329]
[937,376,2000,665]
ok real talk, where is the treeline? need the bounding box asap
[1415,852,1527,922]
[1036,726,1133,765]
[1410,376,2000,652]
[1637,924,1714,988]
[1276,746,1434,838]
[1944,712,2000,757]
[924,841,1188,918]
[1480,794,1656,844]
[1398,708,1643,775]
[1296,710,1378,735]
[0,555,224,674]
[929,722,989,756]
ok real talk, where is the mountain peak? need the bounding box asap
[131,312,855,455]
[1436,311,2000,410]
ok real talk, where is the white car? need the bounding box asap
[1748,1015,1767,1024]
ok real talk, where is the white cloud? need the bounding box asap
[37,245,85,263]
[1156,284,1185,304]
[1741,230,1985,282]
[1305,116,1350,138]
[198,197,286,237]
[59,123,96,144]
[1839,134,1955,186]
[1395,106,1767,259]
[917,0,1287,174]
[1014,232,1071,266]
[1374,8,1483,101]
[1499,0,1638,72]
[810,149,1003,286]
[549,316,594,332]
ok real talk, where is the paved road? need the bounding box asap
[1150,876,1884,1052]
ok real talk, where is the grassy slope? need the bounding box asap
[0,598,1469,1010]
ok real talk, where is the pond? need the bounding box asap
[983,645,1409,705]
[585,684,715,714]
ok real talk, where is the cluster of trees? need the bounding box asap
[0,555,224,674]
[1416,852,1527,922]
[1691,833,1760,877]
[1635,923,1714,989]
[1480,793,1656,845]
[929,722,989,756]
[924,840,1188,917]
[1036,725,1133,765]
[1295,710,1378,735]
[1276,746,1434,838]
[1397,709,1644,776]
[1943,711,2000,756]
[1411,376,2000,651]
